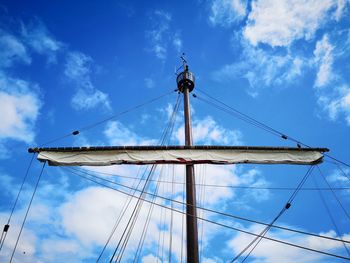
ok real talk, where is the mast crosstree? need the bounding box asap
[28,60,329,262]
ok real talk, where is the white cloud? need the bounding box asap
[173,32,183,53]
[0,30,31,68]
[243,0,335,47]
[21,21,62,63]
[59,187,129,246]
[313,35,335,88]
[64,51,111,111]
[0,213,38,263]
[71,88,111,111]
[104,121,157,146]
[175,116,242,145]
[0,72,41,144]
[64,51,92,83]
[209,0,247,26]
[144,77,155,89]
[141,253,161,263]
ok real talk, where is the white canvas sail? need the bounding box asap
[30,146,327,166]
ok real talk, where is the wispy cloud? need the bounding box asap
[146,10,183,60]
[209,0,247,26]
[318,85,350,125]
[21,20,62,64]
[212,43,305,96]
[0,30,31,68]
[314,34,335,88]
[64,51,111,111]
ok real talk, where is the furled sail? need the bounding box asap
[28,146,328,166]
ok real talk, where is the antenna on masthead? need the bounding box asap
[177,53,195,93]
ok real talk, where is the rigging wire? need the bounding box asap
[110,93,181,261]
[334,162,350,182]
[231,166,314,262]
[0,153,35,252]
[68,166,350,191]
[133,166,164,262]
[180,165,186,263]
[168,165,175,263]
[109,165,157,262]
[62,166,350,245]
[312,173,350,257]
[96,166,146,262]
[316,166,350,221]
[156,174,166,261]
[195,88,350,169]
[198,164,207,262]
[61,167,350,261]
[133,94,181,262]
[9,161,46,263]
[39,89,175,147]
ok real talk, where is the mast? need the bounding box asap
[176,58,199,262]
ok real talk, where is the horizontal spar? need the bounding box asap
[28,146,329,166]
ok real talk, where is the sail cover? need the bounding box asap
[29,146,328,166]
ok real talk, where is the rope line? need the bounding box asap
[313,174,350,257]
[0,153,35,252]
[62,166,350,245]
[317,166,350,221]
[68,167,350,191]
[62,167,350,261]
[195,88,350,169]
[40,90,175,147]
[231,166,314,262]
[9,161,46,262]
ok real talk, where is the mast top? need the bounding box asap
[176,55,195,93]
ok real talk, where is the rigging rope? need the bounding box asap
[313,174,350,257]
[68,166,350,191]
[70,167,350,191]
[198,164,207,262]
[133,166,165,262]
[168,165,175,263]
[109,165,157,262]
[110,93,181,261]
[317,166,350,221]
[180,165,186,263]
[61,167,350,261]
[9,161,46,262]
[231,166,314,262]
[40,90,175,147]
[195,88,350,169]
[62,166,350,245]
[0,153,35,252]
[96,166,146,262]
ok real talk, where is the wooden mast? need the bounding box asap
[176,58,199,262]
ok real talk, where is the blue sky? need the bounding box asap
[0,0,350,262]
